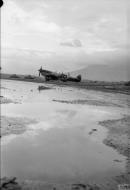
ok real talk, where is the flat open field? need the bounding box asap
[1,73,130,95]
[1,79,130,190]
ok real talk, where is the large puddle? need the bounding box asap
[1,80,129,184]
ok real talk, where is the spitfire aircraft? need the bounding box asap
[38,67,81,82]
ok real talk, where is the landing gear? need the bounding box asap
[45,76,51,81]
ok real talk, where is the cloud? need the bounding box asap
[1,48,56,60]
[1,0,128,74]
[60,39,82,47]
[2,0,127,53]
[2,47,130,76]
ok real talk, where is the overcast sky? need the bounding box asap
[1,0,129,74]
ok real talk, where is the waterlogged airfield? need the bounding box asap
[1,79,129,187]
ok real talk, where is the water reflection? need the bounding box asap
[1,126,126,183]
[1,80,128,183]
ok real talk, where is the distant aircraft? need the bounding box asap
[38,67,81,82]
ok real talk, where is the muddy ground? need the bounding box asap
[99,116,130,186]
[1,73,130,95]
[0,87,130,189]
[0,95,15,104]
[0,115,37,138]
[0,96,37,137]
[52,99,124,107]
[99,116,130,157]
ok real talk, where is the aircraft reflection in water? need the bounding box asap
[38,67,81,82]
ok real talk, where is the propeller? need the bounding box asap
[38,66,42,77]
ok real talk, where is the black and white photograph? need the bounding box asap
[0,0,130,189]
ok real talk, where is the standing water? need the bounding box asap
[1,80,129,187]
